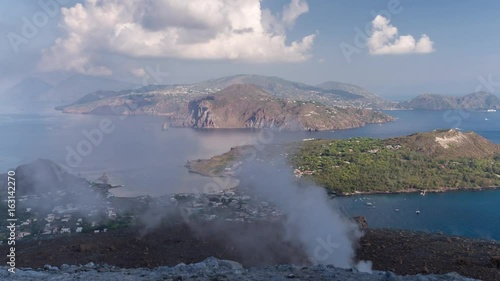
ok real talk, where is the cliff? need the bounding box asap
[170,84,394,131]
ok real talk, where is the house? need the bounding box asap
[61,228,71,233]
[107,210,117,220]
[76,227,83,233]
[17,232,31,238]
[45,214,55,223]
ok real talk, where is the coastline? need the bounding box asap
[340,185,500,197]
[185,161,500,197]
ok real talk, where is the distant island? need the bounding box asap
[187,129,500,195]
[58,76,395,131]
[398,91,500,110]
[55,74,500,130]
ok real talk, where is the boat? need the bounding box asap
[487,109,497,112]
[394,208,400,212]
[416,210,421,214]
[162,122,170,131]
[302,138,315,141]
[420,190,426,196]
[365,202,374,206]
[485,118,489,121]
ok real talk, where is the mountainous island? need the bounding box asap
[187,129,500,195]
[58,76,395,131]
[173,84,393,130]
[398,91,500,110]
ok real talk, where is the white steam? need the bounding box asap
[239,156,371,269]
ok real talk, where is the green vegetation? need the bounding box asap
[290,134,500,194]
[183,129,500,195]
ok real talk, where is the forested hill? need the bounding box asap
[291,129,500,194]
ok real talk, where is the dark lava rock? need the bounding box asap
[353,216,369,228]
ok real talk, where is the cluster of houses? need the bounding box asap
[10,200,119,239]
[5,181,287,242]
[40,203,118,235]
[41,212,85,235]
[167,190,284,223]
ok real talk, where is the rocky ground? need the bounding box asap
[1,257,479,281]
[2,220,499,281]
[358,229,500,281]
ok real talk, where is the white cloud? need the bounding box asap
[38,0,315,75]
[283,0,309,27]
[368,15,435,55]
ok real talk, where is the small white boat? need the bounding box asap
[365,202,374,206]
[485,118,489,121]
[487,109,497,112]
[416,210,421,214]
[420,190,426,196]
[394,208,400,212]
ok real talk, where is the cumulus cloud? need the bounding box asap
[38,0,315,75]
[283,0,309,27]
[368,15,435,55]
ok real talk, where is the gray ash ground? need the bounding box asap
[3,217,500,281]
[1,257,480,281]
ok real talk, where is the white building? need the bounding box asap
[61,228,71,233]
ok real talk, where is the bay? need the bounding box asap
[1,109,499,239]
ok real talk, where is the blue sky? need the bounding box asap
[1,0,500,99]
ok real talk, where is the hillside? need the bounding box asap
[59,74,392,114]
[399,92,500,110]
[292,129,500,194]
[192,74,390,108]
[0,159,114,197]
[316,81,383,101]
[172,84,393,130]
[62,83,395,131]
[40,74,136,105]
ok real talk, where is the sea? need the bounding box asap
[1,109,499,239]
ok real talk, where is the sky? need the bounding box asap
[1,0,500,99]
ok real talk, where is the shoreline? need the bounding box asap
[340,185,500,197]
[184,167,500,198]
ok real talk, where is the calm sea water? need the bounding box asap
[1,109,499,239]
